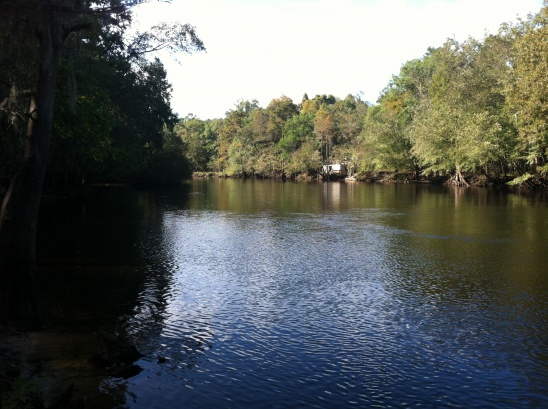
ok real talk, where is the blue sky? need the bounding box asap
[134,0,543,119]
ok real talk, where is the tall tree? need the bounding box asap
[277,112,315,160]
[358,54,434,176]
[262,96,298,144]
[0,0,204,325]
[214,99,259,175]
[0,0,100,325]
[411,39,510,186]
[506,3,548,186]
[314,107,335,162]
[174,115,219,172]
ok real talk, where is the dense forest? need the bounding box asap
[177,3,548,189]
[1,2,548,197]
[0,0,203,199]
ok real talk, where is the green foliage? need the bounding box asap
[115,1,548,187]
[357,56,431,175]
[506,5,548,171]
[48,50,181,186]
[48,55,117,188]
[333,95,368,146]
[174,115,218,172]
[314,108,335,162]
[408,36,518,184]
[360,104,415,172]
[4,1,543,187]
[277,112,315,159]
[1,0,205,191]
[507,172,534,186]
[301,94,336,114]
[253,145,280,178]
[285,139,321,176]
[212,99,258,174]
[262,96,299,143]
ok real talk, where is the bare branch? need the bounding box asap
[129,22,206,59]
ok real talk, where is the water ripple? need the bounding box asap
[118,208,548,408]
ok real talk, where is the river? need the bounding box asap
[37,179,548,408]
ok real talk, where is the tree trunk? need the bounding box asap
[0,14,63,327]
[453,166,469,187]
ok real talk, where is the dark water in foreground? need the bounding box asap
[38,180,547,408]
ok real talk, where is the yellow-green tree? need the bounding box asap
[506,2,548,186]
[411,38,513,186]
[359,56,433,177]
[315,108,336,162]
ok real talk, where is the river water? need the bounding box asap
[37,179,547,408]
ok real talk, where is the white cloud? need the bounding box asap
[133,0,543,119]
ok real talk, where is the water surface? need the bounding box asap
[38,180,548,408]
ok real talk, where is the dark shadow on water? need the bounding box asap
[34,184,192,407]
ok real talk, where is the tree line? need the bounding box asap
[1,2,204,197]
[178,3,548,189]
[3,2,546,196]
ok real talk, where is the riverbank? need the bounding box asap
[0,304,147,409]
[0,269,152,408]
[192,170,509,187]
[0,323,122,409]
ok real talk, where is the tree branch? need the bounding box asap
[63,22,93,40]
